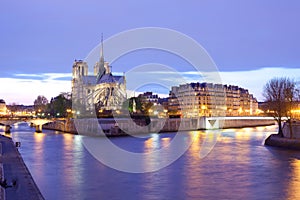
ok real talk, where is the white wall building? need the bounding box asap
[169,82,258,118]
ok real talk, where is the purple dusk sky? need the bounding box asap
[0,0,300,104]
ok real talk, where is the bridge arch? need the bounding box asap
[0,118,54,133]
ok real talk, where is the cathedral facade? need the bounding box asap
[72,43,126,114]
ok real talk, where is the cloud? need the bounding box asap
[0,73,71,105]
[219,67,300,101]
[1,67,299,105]
[14,73,72,80]
[125,67,300,102]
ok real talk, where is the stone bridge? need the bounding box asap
[0,118,54,133]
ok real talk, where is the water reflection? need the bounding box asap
[161,137,171,148]
[62,134,73,151]
[287,159,300,200]
[144,134,173,152]
[188,131,202,160]
[32,132,46,180]
[62,134,85,198]
[143,133,174,173]
[34,132,46,143]
[144,134,160,152]
[9,124,300,199]
[199,130,220,159]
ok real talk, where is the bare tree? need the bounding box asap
[34,95,48,113]
[263,77,297,137]
[283,79,297,138]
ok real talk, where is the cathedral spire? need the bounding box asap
[95,33,106,79]
[100,33,104,64]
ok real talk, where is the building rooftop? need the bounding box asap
[97,73,124,84]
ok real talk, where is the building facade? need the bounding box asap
[72,41,126,115]
[0,99,7,115]
[138,92,159,104]
[169,82,258,118]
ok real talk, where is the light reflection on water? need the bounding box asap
[287,159,300,200]
[8,124,300,200]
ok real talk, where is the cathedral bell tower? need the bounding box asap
[72,59,88,79]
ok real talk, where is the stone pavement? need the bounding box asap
[0,135,44,200]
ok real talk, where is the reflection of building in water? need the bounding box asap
[71,39,126,113]
[169,82,258,118]
[0,99,7,115]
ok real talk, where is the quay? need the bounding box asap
[0,135,44,200]
[265,134,300,150]
[43,116,276,136]
[265,120,300,150]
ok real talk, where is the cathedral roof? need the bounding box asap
[82,76,97,85]
[97,73,125,84]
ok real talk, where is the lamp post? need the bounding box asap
[66,109,72,119]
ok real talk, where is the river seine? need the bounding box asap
[6,123,300,200]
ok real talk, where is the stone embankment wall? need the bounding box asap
[222,118,275,129]
[264,120,300,150]
[43,117,275,136]
[282,121,300,139]
[265,134,300,150]
[43,120,78,134]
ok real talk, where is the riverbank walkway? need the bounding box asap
[0,135,44,200]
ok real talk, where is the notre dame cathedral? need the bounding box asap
[71,39,126,115]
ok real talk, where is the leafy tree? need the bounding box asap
[263,77,297,137]
[47,93,72,118]
[122,97,152,114]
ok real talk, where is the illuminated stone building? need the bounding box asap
[0,99,7,115]
[138,92,159,104]
[238,88,258,116]
[71,40,126,114]
[169,82,258,118]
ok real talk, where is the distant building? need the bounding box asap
[239,88,258,115]
[224,85,258,116]
[168,91,182,117]
[72,38,126,114]
[0,99,7,115]
[169,82,258,118]
[138,92,159,104]
[133,92,168,118]
[6,104,35,116]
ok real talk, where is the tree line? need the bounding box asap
[34,92,72,118]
